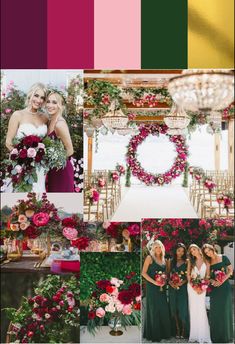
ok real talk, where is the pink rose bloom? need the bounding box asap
[15,165,23,174]
[38,143,45,149]
[18,214,27,223]
[116,302,124,312]
[122,304,132,315]
[10,148,18,155]
[63,227,78,240]
[99,293,110,303]
[92,189,100,202]
[27,148,37,158]
[103,222,111,229]
[96,307,105,318]
[20,222,29,230]
[33,212,50,226]
[5,108,12,113]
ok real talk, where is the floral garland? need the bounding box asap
[142,218,234,254]
[126,124,188,186]
[4,275,79,343]
[87,274,141,334]
[2,193,60,240]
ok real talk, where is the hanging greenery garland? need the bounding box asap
[126,124,188,186]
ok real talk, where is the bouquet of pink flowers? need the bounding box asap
[116,163,125,176]
[211,267,227,284]
[170,271,186,290]
[87,274,141,334]
[155,271,167,291]
[191,274,210,293]
[85,187,100,204]
[204,178,217,193]
[4,135,46,192]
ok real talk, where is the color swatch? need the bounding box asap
[1,0,234,69]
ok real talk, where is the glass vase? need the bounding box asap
[108,316,123,336]
[6,239,23,261]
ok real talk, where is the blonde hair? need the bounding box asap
[150,240,165,264]
[25,82,47,107]
[47,92,65,116]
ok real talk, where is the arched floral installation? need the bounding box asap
[126,124,188,186]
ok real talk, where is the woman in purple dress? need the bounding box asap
[46,90,74,192]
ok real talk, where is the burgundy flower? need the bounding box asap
[127,224,140,236]
[35,153,43,163]
[118,290,134,305]
[10,154,17,161]
[88,310,96,319]
[22,135,41,147]
[128,283,141,297]
[106,223,118,238]
[62,217,77,228]
[24,225,41,239]
[71,237,89,250]
[96,280,112,290]
[19,149,27,159]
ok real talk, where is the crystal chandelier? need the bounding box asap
[167,128,187,136]
[164,104,190,129]
[168,69,234,112]
[116,127,134,136]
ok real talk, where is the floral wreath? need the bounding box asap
[126,124,188,186]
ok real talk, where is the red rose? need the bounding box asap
[88,310,96,319]
[23,135,41,147]
[134,303,141,310]
[71,237,89,250]
[128,283,141,297]
[106,285,116,294]
[19,149,27,159]
[62,217,77,228]
[117,290,134,305]
[27,331,34,338]
[96,280,112,290]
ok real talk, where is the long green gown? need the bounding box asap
[210,255,233,343]
[143,260,171,342]
[168,261,190,338]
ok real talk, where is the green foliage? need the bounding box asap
[80,253,140,302]
[125,165,131,187]
[182,162,189,187]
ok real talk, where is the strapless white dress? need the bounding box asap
[7,123,47,193]
[187,263,211,343]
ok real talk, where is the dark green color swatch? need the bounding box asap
[141,0,188,69]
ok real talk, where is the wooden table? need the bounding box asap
[0,256,50,273]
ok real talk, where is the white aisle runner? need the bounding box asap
[112,184,198,221]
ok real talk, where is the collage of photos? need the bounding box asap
[1,69,234,344]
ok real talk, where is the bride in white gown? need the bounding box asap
[5,83,48,192]
[187,244,211,343]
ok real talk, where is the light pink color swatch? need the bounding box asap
[94,0,141,69]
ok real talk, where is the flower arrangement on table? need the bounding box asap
[2,193,60,241]
[98,222,141,252]
[62,215,97,251]
[142,218,234,255]
[126,124,188,186]
[87,274,141,335]
[4,275,79,343]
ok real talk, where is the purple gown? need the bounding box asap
[47,131,74,192]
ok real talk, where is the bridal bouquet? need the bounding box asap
[4,275,79,343]
[87,275,141,334]
[4,135,46,192]
[43,136,67,171]
[154,271,167,291]
[2,193,60,240]
[191,274,210,293]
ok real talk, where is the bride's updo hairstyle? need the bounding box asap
[188,244,203,268]
[25,82,47,108]
[47,91,66,116]
[149,240,166,264]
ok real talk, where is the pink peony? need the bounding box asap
[32,212,50,226]
[27,148,37,158]
[99,293,110,303]
[96,307,105,318]
[122,304,132,315]
[63,227,78,240]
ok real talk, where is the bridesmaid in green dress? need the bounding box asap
[168,243,189,339]
[202,244,233,343]
[142,239,171,342]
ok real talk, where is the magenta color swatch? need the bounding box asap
[1,0,47,68]
[47,0,94,69]
[94,0,141,69]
